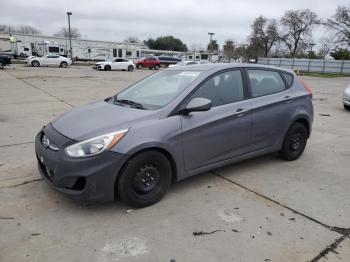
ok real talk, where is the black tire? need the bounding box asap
[279,122,308,161]
[60,61,68,68]
[344,104,350,111]
[31,60,40,67]
[154,64,160,70]
[104,65,111,71]
[117,151,172,207]
[128,65,134,72]
[0,62,4,70]
[137,64,143,70]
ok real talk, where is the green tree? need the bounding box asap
[207,40,219,52]
[144,36,187,52]
[330,48,350,60]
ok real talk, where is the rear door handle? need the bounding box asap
[284,96,293,103]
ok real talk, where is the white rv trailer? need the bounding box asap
[0,33,148,60]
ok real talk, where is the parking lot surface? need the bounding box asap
[1,65,350,262]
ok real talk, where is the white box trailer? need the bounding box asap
[0,33,147,60]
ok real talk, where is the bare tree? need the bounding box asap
[124,36,141,44]
[0,24,41,35]
[317,37,333,58]
[250,16,279,57]
[190,43,204,52]
[325,6,350,46]
[54,27,81,38]
[280,9,319,57]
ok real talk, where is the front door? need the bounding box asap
[181,69,252,171]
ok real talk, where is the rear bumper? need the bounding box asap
[35,124,129,203]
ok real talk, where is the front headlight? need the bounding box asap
[65,129,129,158]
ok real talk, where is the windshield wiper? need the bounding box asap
[114,99,146,110]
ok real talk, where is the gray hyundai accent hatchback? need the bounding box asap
[35,64,313,207]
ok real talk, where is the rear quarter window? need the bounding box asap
[282,73,294,87]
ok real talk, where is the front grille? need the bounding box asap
[38,160,55,182]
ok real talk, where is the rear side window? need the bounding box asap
[282,73,294,87]
[247,69,286,98]
[192,70,244,107]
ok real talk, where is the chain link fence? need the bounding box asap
[257,58,350,74]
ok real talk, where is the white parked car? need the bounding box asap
[94,59,135,71]
[344,85,350,111]
[168,60,199,68]
[26,55,72,68]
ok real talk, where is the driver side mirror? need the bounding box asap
[180,98,212,115]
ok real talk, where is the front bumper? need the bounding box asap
[35,124,128,203]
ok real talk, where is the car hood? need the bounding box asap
[96,62,107,65]
[52,101,159,141]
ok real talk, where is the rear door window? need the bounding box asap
[247,69,286,98]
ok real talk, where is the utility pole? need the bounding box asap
[67,11,73,63]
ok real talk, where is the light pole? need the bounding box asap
[67,11,73,62]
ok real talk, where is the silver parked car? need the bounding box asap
[35,64,314,207]
[344,85,350,110]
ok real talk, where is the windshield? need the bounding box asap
[114,70,201,110]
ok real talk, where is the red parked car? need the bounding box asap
[135,57,161,70]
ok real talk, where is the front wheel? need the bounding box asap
[344,104,350,111]
[104,65,111,71]
[60,61,68,68]
[31,60,40,67]
[117,151,172,207]
[154,64,160,70]
[0,62,4,70]
[137,64,143,70]
[128,65,134,72]
[279,123,308,161]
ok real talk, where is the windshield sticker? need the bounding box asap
[179,72,200,77]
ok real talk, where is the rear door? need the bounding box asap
[246,68,296,151]
[181,69,252,171]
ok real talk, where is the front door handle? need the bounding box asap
[234,108,249,117]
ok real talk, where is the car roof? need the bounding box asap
[166,63,294,73]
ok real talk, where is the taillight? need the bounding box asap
[298,77,312,96]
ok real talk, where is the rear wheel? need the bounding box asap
[154,64,160,70]
[117,151,172,207]
[60,61,68,68]
[31,60,40,67]
[0,62,4,70]
[279,123,308,161]
[344,105,350,111]
[104,65,111,71]
[137,64,143,70]
[127,65,134,72]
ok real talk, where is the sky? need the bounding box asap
[1,0,349,49]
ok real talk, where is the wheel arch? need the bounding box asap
[114,146,178,199]
[293,117,311,138]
